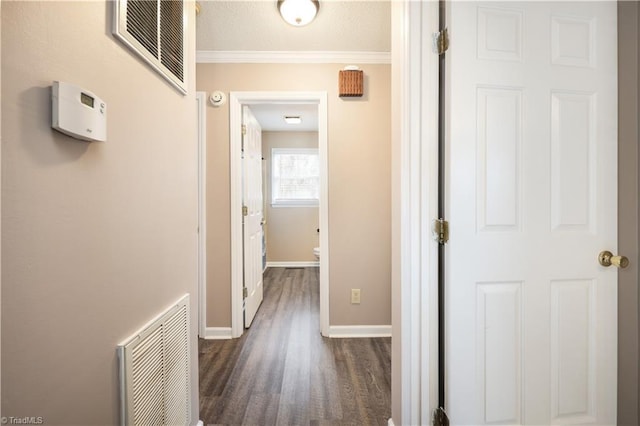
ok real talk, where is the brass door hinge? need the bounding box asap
[243,287,248,299]
[433,218,449,245]
[435,28,449,55]
[242,124,247,135]
[242,205,248,216]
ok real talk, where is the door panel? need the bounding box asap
[447,2,617,424]
[243,106,264,328]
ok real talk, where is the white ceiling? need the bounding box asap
[196,1,391,131]
[249,103,319,131]
[195,1,391,52]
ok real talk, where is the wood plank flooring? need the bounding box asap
[199,267,391,425]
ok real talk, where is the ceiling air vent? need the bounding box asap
[114,0,187,94]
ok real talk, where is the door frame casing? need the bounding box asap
[229,91,329,338]
[391,1,440,424]
[196,92,207,337]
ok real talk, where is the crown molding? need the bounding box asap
[196,50,391,64]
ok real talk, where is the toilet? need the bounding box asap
[313,247,320,260]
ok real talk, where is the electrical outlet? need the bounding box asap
[351,288,361,304]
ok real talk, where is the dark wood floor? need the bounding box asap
[199,267,391,425]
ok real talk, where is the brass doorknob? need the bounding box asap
[598,251,629,269]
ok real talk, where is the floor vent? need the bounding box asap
[118,294,191,426]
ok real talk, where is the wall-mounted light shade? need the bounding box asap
[339,69,364,97]
[278,0,319,27]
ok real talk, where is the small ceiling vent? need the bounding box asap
[114,0,187,94]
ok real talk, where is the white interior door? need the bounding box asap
[243,106,264,328]
[447,2,618,424]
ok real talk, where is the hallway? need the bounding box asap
[199,267,391,425]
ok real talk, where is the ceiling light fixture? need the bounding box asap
[284,116,302,124]
[277,0,319,27]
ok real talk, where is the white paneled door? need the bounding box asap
[242,106,264,328]
[447,2,617,425]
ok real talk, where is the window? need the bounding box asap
[271,148,319,207]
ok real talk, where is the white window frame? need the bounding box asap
[271,147,319,207]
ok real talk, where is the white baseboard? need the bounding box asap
[266,261,319,268]
[388,419,395,426]
[201,327,233,340]
[328,325,392,338]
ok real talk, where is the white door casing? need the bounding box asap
[447,2,617,425]
[229,92,329,338]
[242,106,264,328]
[196,92,207,337]
[390,1,441,424]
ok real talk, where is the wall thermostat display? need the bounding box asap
[52,81,107,142]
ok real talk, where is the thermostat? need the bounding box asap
[52,81,107,142]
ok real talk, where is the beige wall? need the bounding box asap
[197,63,391,328]
[2,2,198,424]
[618,2,640,425]
[263,131,319,263]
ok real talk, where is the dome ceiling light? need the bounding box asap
[277,0,319,27]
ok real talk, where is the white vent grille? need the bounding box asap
[119,294,191,426]
[114,0,187,94]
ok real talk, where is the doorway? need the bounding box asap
[445,2,618,424]
[229,91,329,338]
[393,3,616,423]
[391,1,622,424]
